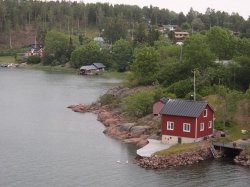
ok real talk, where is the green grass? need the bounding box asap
[102,71,128,79]
[26,64,77,73]
[154,143,199,156]
[0,56,15,64]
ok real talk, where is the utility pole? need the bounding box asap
[194,70,196,101]
[180,45,182,63]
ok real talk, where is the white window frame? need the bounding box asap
[208,121,212,129]
[203,109,207,117]
[183,123,190,132]
[200,123,204,131]
[167,121,174,130]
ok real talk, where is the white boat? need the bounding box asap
[1,64,8,67]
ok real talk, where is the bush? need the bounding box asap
[214,120,223,131]
[122,90,154,117]
[27,55,41,64]
[165,78,193,98]
[16,57,27,64]
[99,94,115,106]
[199,86,216,97]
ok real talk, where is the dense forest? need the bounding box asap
[1,0,250,131]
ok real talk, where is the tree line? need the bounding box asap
[1,0,249,133]
[1,0,250,46]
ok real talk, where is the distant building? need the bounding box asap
[153,97,170,116]
[162,25,178,31]
[175,32,189,40]
[79,63,106,75]
[24,47,44,58]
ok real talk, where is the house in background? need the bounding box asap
[174,32,189,40]
[24,47,44,58]
[93,63,105,71]
[153,97,170,116]
[79,63,106,75]
[163,24,178,31]
[23,44,44,58]
[159,99,215,144]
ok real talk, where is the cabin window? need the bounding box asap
[200,123,204,131]
[167,121,174,130]
[208,121,212,128]
[203,109,207,117]
[183,123,190,132]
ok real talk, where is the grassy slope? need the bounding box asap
[155,143,200,156]
[0,56,15,64]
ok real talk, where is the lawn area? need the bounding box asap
[154,143,200,156]
[102,71,128,79]
[0,56,15,64]
[26,64,77,73]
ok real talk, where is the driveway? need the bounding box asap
[136,139,171,157]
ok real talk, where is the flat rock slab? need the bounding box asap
[137,139,171,157]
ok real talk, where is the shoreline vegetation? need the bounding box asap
[3,60,250,169]
[0,56,128,79]
[67,86,235,169]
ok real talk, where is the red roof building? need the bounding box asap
[159,99,215,144]
[153,97,169,116]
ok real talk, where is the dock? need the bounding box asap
[212,139,250,150]
[137,139,171,157]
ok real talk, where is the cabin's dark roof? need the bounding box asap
[93,63,105,68]
[159,99,209,118]
[29,47,42,52]
[159,97,170,104]
[80,65,97,70]
[153,97,170,105]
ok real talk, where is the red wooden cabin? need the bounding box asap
[159,99,215,144]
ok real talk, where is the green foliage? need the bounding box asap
[199,86,217,96]
[147,26,160,46]
[168,30,175,40]
[79,34,84,45]
[181,22,191,31]
[27,55,41,64]
[214,120,224,131]
[102,17,128,44]
[155,143,199,156]
[206,26,235,60]
[112,39,133,72]
[122,90,154,117]
[133,23,147,46]
[183,34,215,71]
[130,46,160,86]
[44,30,70,65]
[165,78,193,98]
[154,35,171,49]
[70,41,101,68]
[216,86,243,130]
[99,94,115,106]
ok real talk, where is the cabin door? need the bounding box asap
[178,137,182,144]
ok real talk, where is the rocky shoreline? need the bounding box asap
[136,147,213,169]
[67,103,151,147]
[234,151,250,167]
[67,86,250,169]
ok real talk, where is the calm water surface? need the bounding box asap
[0,68,249,187]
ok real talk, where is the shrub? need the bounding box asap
[199,86,216,97]
[27,55,41,64]
[99,94,115,106]
[122,90,154,117]
[165,78,193,98]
